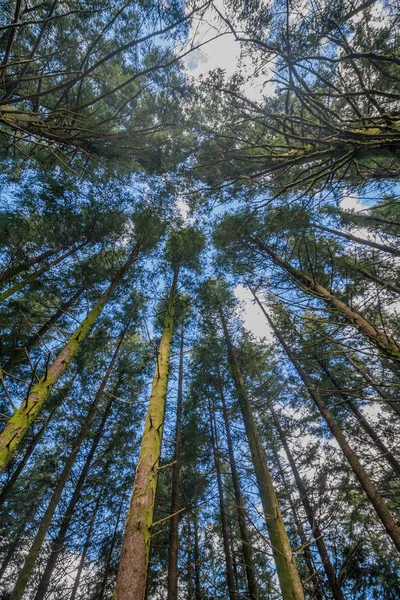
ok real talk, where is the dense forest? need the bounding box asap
[0,1,399,599]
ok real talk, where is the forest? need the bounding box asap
[0,0,399,599]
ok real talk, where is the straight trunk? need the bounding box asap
[0,243,66,285]
[346,356,400,417]
[271,413,344,600]
[0,245,139,472]
[98,500,124,600]
[311,223,400,257]
[2,287,84,375]
[187,519,193,600]
[316,359,400,477]
[209,398,237,600]
[218,379,259,600]
[10,328,128,600]
[256,298,400,553]
[167,325,185,600]
[194,510,202,600]
[270,445,323,600]
[248,237,400,365]
[114,268,178,600]
[219,308,305,600]
[0,242,86,304]
[33,389,117,600]
[69,492,101,600]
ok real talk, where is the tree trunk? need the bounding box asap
[194,510,202,600]
[219,308,305,600]
[69,492,102,600]
[316,359,400,477]
[311,222,400,257]
[0,243,66,285]
[256,297,400,553]
[247,237,400,365]
[98,500,124,600]
[271,412,345,600]
[349,263,400,296]
[33,388,118,600]
[270,445,324,600]
[167,325,184,600]
[346,355,400,418]
[0,245,139,472]
[208,398,237,600]
[0,242,87,304]
[2,287,84,375]
[218,378,259,600]
[9,327,128,600]
[114,268,178,600]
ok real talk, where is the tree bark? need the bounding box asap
[0,242,87,304]
[255,296,400,553]
[247,236,400,365]
[0,244,140,472]
[69,492,102,600]
[98,500,124,600]
[2,287,84,375]
[114,268,178,600]
[167,325,185,600]
[9,326,128,600]
[271,412,345,600]
[194,510,202,600]
[219,307,305,600]
[218,378,259,600]
[0,243,66,285]
[208,398,237,600]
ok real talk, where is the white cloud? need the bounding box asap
[234,284,274,341]
[340,193,366,212]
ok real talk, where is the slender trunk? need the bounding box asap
[349,263,400,296]
[219,308,305,600]
[33,389,117,600]
[209,398,237,600]
[316,359,400,477]
[0,245,139,472]
[2,287,84,375]
[346,356,400,417]
[10,328,128,600]
[167,325,184,600]
[247,237,400,365]
[187,519,194,600]
[255,297,400,553]
[69,492,101,600]
[114,268,178,600]
[311,223,400,257]
[270,445,323,600]
[271,413,345,600]
[337,210,400,229]
[194,510,202,600]
[0,243,66,285]
[0,523,25,581]
[98,500,124,600]
[218,379,259,600]
[0,242,86,304]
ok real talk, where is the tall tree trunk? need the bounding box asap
[208,398,237,600]
[247,237,400,365]
[114,268,179,600]
[33,386,119,600]
[253,293,400,553]
[346,355,400,417]
[218,378,259,600]
[69,492,102,600]
[0,242,87,304]
[194,510,202,600]
[271,412,345,600]
[98,500,124,600]
[311,222,400,257]
[187,518,194,600]
[218,308,305,600]
[167,325,185,600]
[316,359,400,476]
[0,245,140,472]
[10,327,128,600]
[270,445,323,600]
[0,243,66,285]
[2,287,84,375]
